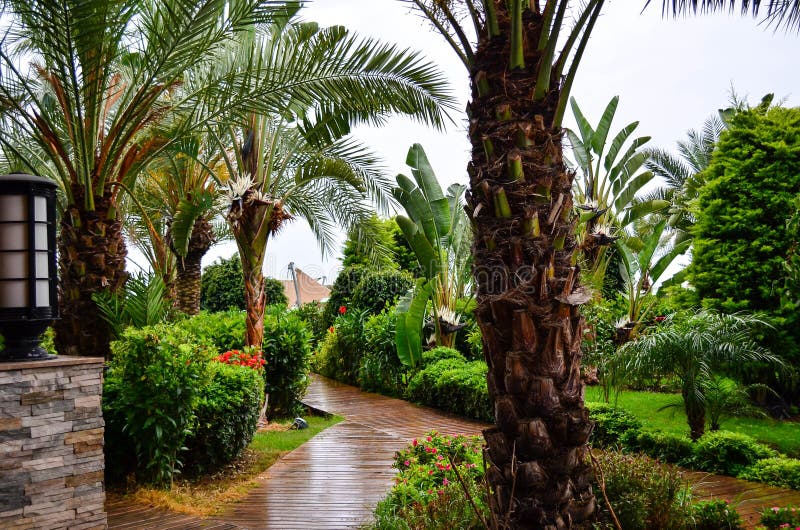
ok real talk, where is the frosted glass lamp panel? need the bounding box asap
[0,280,26,308]
[34,196,47,222]
[35,280,50,307]
[0,223,26,250]
[0,195,25,221]
[0,252,27,279]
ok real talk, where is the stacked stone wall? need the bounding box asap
[0,357,106,529]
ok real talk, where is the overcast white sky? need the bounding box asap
[178,0,800,283]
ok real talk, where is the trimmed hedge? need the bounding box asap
[357,310,405,396]
[739,457,800,490]
[689,431,778,476]
[584,402,642,449]
[620,430,695,465]
[350,269,414,316]
[406,357,492,423]
[262,308,312,417]
[183,362,264,475]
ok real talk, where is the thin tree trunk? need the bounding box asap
[684,388,706,441]
[54,185,128,359]
[244,267,266,348]
[172,217,215,315]
[468,5,596,527]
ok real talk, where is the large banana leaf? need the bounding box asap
[650,239,691,284]
[591,95,619,156]
[395,279,434,368]
[604,121,639,171]
[406,143,451,240]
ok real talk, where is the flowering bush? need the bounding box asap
[215,347,266,371]
[760,505,800,529]
[691,499,743,529]
[369,432,488,529]
[387,431,485,508]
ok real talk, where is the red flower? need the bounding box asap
[655,315,666,322]
[339,305,347,315]
[328,326,335,333]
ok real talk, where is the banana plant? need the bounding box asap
[615,218,690,343]
[394,143,472,367]
[567,96,670,292]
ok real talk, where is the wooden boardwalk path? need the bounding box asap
[107,375,800,529]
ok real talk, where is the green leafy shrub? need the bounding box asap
[760,505,800,529]
[105,325,211,487]
[464,326,483,361]
[739,457,800,490]
[176,310,246,352]
[585,402,642,448]
[406,357,492,422]
[262,309,312,417]
[93,272,172,341]
[453,298,479,360]
[182,362,264,475]
[689,431,778,476]
[201,254,246,312]
[369,432,487,530]
[350,269,414,315]
[322,265,368,327]
[312,327,341,380]
[263,277,288,306]
[357,310,406,395]
[690,499,743,529]
[315,309,369,385]
[294,301,327,347]
[620,430,694,465]
[421,346,465,366]
[593,451,692,530]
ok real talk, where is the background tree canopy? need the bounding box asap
[201,255,287,312]
[689,100,800,368]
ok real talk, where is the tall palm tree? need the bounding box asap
[1,0,398,358]
[215,18,455,348]
[614,310,782,440]
[406,0,609,525]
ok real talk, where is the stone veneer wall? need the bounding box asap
[0,356,107,529]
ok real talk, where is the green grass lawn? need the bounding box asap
[585,385,800,456]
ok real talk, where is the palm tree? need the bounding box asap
[139,135,224,315]
[614,310,782,440]
[215,19,455,348]
[1,0,403,358]
[645,114,726,245]
[406,0,609,525]
[651,1,800,31]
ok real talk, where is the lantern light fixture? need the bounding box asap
[0,174,58,361]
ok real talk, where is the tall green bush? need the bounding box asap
[357,310,406,395]
[200,254,287,311]
[689,102,800,373]
[105,325,211,487]
[176,310,246,352]
[322,266,368,328]
[262,308,312,417]
[183,362,264,475]
[350,269,414,316]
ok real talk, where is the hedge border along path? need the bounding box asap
[108,374,800,529]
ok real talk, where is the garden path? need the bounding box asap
[107,375,800,529]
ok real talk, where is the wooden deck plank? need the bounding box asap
[106,374,800,529]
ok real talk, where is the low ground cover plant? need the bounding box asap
[760,505,800,529]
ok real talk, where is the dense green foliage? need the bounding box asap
[293,301,327,346]
[201,255,247,312]
[313,310,368,385]
[689,499,744,530]
[200,254,287,311]
[357,310,405,395]
[182,362,265,475]
[176,310,247,352]
[761,505,800,529]
[689,430,778,476]
[350,269,414,315]
[93,273,172,341]
[405,356,492,422]
[341,216,419,275]
[620,430,695,465]
[262,307,312,417]
[689,103,800,370]
[739,457,800,490]
[322,266,368,328]
[104,325,212,487]
[585,402,643,448]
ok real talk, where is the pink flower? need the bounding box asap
[426,436,432,442]
[412,439,418,446]
[428,470,434,476]
[443,478,449,486]
[404,460,410,467]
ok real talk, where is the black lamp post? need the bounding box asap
[0,174,58,361]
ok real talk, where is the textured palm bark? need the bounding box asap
[683,387,706,441]
[244,269,266,348]
[172,217,215,315]
[54,186,128,359]
[468,6,596,528]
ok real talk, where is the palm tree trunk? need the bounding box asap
[173,217,215,315]
[683,388,706,441]
[54,185,128,359]
[468,5,596,528]
[243,267,266,347]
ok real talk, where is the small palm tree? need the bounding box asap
[215,19,454,347]
[614,310,783,440]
